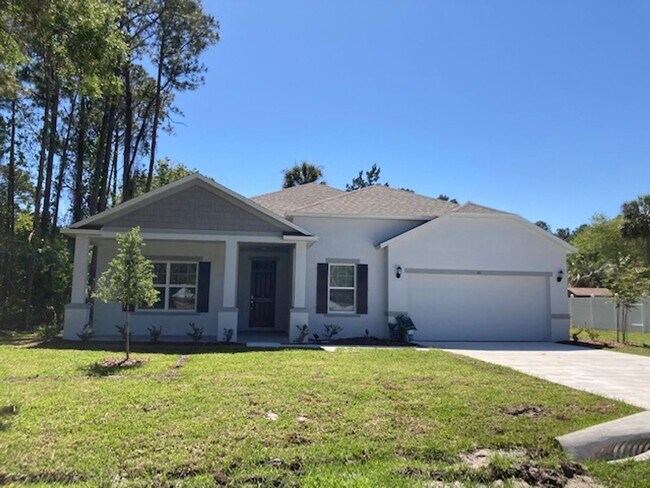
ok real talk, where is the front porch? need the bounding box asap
[63,232,311,343]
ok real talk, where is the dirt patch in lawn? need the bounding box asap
[398,448,603,487]
[85,357,148,376]
[502,405,549,418]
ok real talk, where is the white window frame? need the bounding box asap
[138,260,199,312]
[327,263,356,313]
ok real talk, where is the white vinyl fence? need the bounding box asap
[570,296,650,333]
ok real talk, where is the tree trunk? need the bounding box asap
[146,32,166,193]
[5,99,17,294]
[122,62,134,201]
[98,102,116,212]
[40,77,60,234]
[33,74,51,230]
[125,309,130,360]
[52,94,77,226]
[108,123,119,208]
[72,97,87,223]
[7,99,16,239]
[88,98,111,215]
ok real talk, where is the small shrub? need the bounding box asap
[77,322,94,342]
[148,325,162,344]
[115,323,134,341]
[295,324,309,343]
[36,324,61,341]
[585,328,600,341]
[364,328,370,339]
[187,322,203,342]
[223,328,234,343]
[312,333,320,343]
[323,324,342,340]
[391,314,416,342]
[572,327,585,342]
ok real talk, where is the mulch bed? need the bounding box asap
[318,337,417,347]
[563,339,649,350]
[98,357,148,368]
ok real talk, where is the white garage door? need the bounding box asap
[407,273,550,341]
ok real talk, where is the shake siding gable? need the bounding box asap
[105,186,282,233]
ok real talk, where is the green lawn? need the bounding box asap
[570,327,650,357]
[0,335,648,487]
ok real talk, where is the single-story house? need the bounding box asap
[62,173,575,343]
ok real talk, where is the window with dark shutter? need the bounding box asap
[356,264,368,315]
[196,262,211,312]
[316,263,328,313]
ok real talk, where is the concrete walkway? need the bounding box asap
[421,342,650,410]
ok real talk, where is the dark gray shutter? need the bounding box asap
[316,263,328,314]
[356,264,368,315]
[197,262,211,313]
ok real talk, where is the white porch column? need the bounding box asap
[71,235,90,303]
[222,238,238,308]
[218,238,239,342]
[64,235,91,340]
[289,241,309,342]
[292,241,307,308]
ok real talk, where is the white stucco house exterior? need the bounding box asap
[62,173,575,343]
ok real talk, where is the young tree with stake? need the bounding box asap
[93,227,158,358]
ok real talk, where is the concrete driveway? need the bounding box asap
[421,342,650,410]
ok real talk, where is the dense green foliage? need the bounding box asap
[282,161,323,188]
[568,213,646,288]
[0,337,645,486]
[0,0,218,329]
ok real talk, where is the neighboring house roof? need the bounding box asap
[65,174,314,237]
[568,287,612,297]
[251,182,344,217]
[281,185,460,219]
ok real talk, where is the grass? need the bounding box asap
[0,334,648,486]
[570,327,650,357]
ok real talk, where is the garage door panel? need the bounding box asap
[407,274,549,341]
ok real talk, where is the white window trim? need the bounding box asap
[327,263,356,314]
[138,260,199,312]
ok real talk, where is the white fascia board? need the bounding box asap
[60,228,101,236]
[282,235,318,242]
[378,212,577,253]
[97,230,291,243]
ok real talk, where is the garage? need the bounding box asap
[406,272,551,341]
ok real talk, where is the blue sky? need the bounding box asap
[157,1,650,231]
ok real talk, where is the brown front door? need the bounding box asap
[249,260,276,328]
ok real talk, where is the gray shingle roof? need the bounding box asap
[252,184,508,219]
[286,185,460,218]
[452,202,508,215]
[251,182,344,217]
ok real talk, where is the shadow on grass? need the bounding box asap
[0,405,18,431]
[22,338,325,356]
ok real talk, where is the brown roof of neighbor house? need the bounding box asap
[568,287,612,297]
[251,182,344,217]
